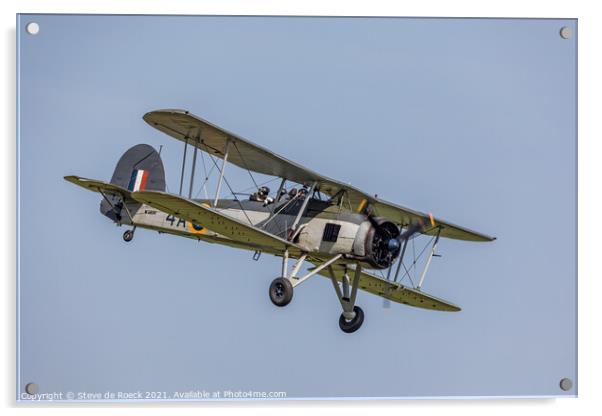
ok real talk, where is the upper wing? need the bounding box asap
[64,176,132,199]
[312,264,461,312]
[131,190,304,255]
[364,199,495,242]
[144,109,321,183]
[144,109,494,242]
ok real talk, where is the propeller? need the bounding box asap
[361,204,438,309]
[362,202,437,268]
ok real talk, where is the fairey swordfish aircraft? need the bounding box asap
[65,109,495,333]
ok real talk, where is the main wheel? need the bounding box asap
[339,306,364,333]
[269,277,294,307]
[123,229,134,242]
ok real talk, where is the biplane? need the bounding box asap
[65,109,495,333]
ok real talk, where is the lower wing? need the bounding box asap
[310,263,461,312]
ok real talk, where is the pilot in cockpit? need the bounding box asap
[287,185,309,201]
[298,185,309,199]
[250,186,274,205]
[278,187,288,201]
[287,187,298,200]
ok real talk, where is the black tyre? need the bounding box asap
[269,277,294,307]
[123,230,134,242]
[339,306,364,333]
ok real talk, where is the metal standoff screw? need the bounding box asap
[559,26,572,39]
[26,22,40,35]
[25,383,39,395]
[559,378,573,391]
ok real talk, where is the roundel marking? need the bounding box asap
[187,222,207,235]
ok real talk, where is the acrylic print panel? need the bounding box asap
[17,15,577,401]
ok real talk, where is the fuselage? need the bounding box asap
[103,196,385,266]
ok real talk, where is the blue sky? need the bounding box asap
[17,15,576,399]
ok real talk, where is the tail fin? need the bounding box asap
[101,144,165,221]
[110,144,165,191]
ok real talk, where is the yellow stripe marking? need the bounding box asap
[429,213,436,227]
[357,199,368,213]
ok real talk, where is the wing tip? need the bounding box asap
[63,175,90,186]
[143,108,190,122]
[461,232,496,242]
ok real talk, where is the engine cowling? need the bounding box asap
[363,217,402,269]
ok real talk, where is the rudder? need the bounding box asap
[101,144,165,222]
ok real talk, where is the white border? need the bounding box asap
[4,1,599,415]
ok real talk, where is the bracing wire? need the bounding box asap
[233,141,259,190]
[197,144,212,200]
[207,153,254,225]
[230,177,279,197]
[193,163,216,199]
[260,192,301,229]
[397,235,435,286]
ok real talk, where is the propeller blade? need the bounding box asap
[396,220,427,242]
[363,202,390,236]
[367,213,380,228]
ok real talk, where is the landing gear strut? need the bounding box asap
[123,227,135,242]
[268,252,342,308]
[328,264,365,333]
[267,252,366,333]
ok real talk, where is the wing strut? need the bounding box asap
[289,181,317,239]
[188,142,198,199]
[213,139,231,206]
[275,178,287,202]
[178,137,188,196]
[417,228,441,290]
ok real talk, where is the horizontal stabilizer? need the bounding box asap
[64,176,132,198]
[131,191,303,254]
[311,264,461,312]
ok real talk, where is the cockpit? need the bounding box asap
[249,185,310,206]
[249,186,274,204]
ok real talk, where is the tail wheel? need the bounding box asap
[339,306,364,333]
[123,229,134,242]
[269,277,293,307]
